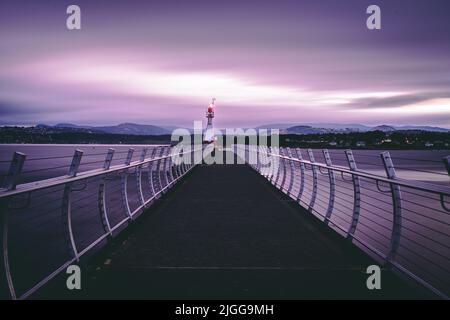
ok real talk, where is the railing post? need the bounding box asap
[103,148,115,170]
[122,148,134,219]
[162,147,171,190]
[246,145,252,168]
[278,148,288,191]
[189,145,196,171]
[323,149,335,225]
[285,148,295,197]
[4,152,26,191]
[147,148,158,198]
[98,149,114,236]
[61,183,79,262]
[260,146,269,177]
[381,151,402,264]
[180,147,187,175]
[188,145,195,171]
[140,147,148,162]
[294,148,305,203]
[269,147,280,185]
[98,181,112,236]
[275,147,282,186]
[265,147,272,181]
[187,145,194,170]
[190,145,196,169]
[167,147,175,186]
[444,156,450,177]
[441,157,450,212]
[98,148,114,236]
[175,147,184,178]
[251,145,256,171]
[169,148,178,181]
[154,147,166,197]
[1,200,16,299]
[307,149,318,213]
[162,147,169,193]
[188,145,196,170]
[125,148,134,166]
[275,147,283,187]
[247,145,258,171]
[148,147,160,196]
[156,147,166,192]
[345,149,361,239]
[62,150,83,261]
[257,146,266,176]
[250,145,258,170]
[255,146,261,172]
[136,148,148,207]
[68,150,83,177]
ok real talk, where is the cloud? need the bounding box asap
[347,92,450,110]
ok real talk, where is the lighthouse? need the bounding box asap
[203,98,216,144]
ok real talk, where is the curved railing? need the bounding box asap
[234,144,450,299]
[0,145,204,299]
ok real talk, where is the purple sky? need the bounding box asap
[1,0,450,128]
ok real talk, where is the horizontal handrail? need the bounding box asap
[241,146,450,198]
[0,147,202,199]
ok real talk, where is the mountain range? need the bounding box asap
[255,123,370,131]
[37,123,172,135]
[32,122,450,136]
[256,123,450,134]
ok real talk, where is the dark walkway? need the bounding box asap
[45,163,424,299]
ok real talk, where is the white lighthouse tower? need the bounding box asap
[203,98,216,144]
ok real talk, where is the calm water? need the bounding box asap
[0,144,448,184]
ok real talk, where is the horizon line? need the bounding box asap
[1,122,450,130]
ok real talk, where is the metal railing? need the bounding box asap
[234,144,450,299]
[0,145,204,299]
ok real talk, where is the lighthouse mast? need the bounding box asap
[203,98,216,144]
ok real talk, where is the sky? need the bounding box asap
[0,0,450,128]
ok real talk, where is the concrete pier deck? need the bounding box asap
[39,163,424,299]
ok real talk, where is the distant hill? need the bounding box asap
[97,123,169,135]
[256,122,450,134]
[394,125,450,132]
[31,122,450,136]
[53,123,170,135]
[304,123,371,131]
[255,123,298,130]
[54,123,86,129]
[284,125,328,135]
[256,123,370,132]
[370,125,396,132]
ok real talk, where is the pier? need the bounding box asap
[0,145,449,299]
